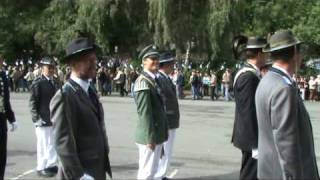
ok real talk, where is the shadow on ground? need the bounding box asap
[111,163,138,172]
[7,150,36,157]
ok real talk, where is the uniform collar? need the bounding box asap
[246,62,261,76]
[42,74,52,81]
[272,64,293,82]
[159,70,169,79]
[144,70,156,80]
[70,73,90,93]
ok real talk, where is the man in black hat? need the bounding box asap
[0,55,17,180]
[29,57,59,177]
[154,52,180,179]
[231,36,267,180]
[50,37,112,180]
[134,45,168,179]
[256,30,319,179]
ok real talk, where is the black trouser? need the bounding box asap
[119,83,128,97]
[0,121,7,180]
[240,150,257,180]
[210,86,217,100]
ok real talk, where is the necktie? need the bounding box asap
[88,87,102,121]
[168,77,176,91]
[88,87,98,108]
[50,79,54,87]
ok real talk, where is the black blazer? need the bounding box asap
[29,75,59,126]
[50,79,112,179]
[0,70,15,131]
[157,72,180,129]
[232,65,260,151]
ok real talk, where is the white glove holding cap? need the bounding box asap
[10,121,18,132]
[252,149,258,159]
[80,173,94,180]
[34,119,46,127]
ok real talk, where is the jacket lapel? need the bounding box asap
[68,80,99,116]
[142,72,165,106]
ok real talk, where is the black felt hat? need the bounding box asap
[64,37,97,63]
[159,51,175,64]
[246,37,267,49]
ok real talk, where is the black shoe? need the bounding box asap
[46,166,58,174]
[162,177,171,180]
[37,169,56,178]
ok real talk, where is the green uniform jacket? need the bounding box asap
[134,72,168,145]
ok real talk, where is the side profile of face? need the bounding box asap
[162,62,175,74]
[257,52,266,68]
[143,56,159,73]
[71,52,97,79]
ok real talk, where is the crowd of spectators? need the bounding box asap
[3,59,320,102]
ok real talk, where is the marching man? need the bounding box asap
[155,52,180,180]
[134,45,168,180]
[29,57,59,177]
[231,37,267,180]
[0,56,17,180]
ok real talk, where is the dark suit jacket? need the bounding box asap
[256,68,319,180]
[157,72,180,129]
[232,64,260,151]
[29,75,59,126]
[0,70,15,131]
[50,79,112,180]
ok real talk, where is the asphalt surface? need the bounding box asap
[4,92,320,179]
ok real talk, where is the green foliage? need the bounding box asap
[1,0,320,69]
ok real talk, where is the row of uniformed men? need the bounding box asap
[0,38,180,180]
[232,30,319,180]
[28,42,181,179]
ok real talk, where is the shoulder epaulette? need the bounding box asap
[134,75,150,92]
[233,67,259,87]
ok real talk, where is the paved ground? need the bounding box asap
[4,92,320,180]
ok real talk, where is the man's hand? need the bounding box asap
[80,173,94,180]
[252,149,258,159]
[10,121,18,132]
[34,119,45,127]
[147,143,156,151]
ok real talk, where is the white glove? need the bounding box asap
[10,121,18,132]
[34,119,46,127]
[80,173,94,180]
[252,149,258,159]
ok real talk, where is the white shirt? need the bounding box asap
[247,62,261,77]
[272,64,294,82]
[43,74,52,81]
[70,74,90,94]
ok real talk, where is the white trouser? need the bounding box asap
[155,129,176,178]
[35,126,57,171]
[300,88,305,100]
[136,143,163,180]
